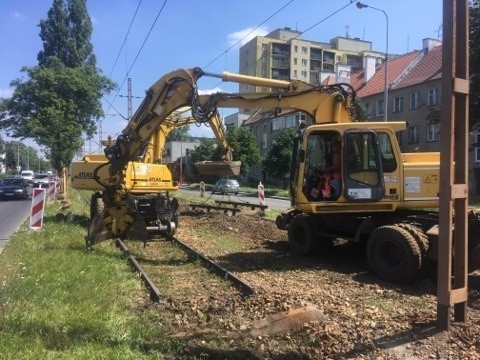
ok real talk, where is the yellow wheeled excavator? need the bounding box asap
[71,67,480,283]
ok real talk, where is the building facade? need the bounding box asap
[234,33,479,194]
[238,27,385,116]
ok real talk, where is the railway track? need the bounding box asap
[116,235,255,302]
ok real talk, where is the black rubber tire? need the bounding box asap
[366,225,422,283]
[288,215,317,256]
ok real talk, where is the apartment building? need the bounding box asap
[238,27,385,116]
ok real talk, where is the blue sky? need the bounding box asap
[0,0,442,151]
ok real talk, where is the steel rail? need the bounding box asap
[116,239,162,302]
[170,235,255,296]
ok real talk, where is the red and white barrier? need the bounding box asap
[30,188,46,230]
[258,181,265,206]
[199,181,205,197]
[48,181,56,202]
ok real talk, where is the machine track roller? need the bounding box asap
[366,225,422,283]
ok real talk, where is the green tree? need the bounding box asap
[0,0,114,174]
[188,138,216,164]
[263,127,296,179]
[470,0,480,129]
[214,127,261,176]
[166,126,190,142]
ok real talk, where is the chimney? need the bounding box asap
[363,55,376,83]
[422,38,442,52]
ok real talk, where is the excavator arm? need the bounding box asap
[84,67,361,243]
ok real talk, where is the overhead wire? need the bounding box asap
[105,0,168,121]
[202,0,295,70]
[107,0,143,78]
[207,0,357,91]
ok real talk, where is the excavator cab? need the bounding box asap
[300,128,385,204]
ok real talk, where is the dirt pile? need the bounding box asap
[143,202,480,359]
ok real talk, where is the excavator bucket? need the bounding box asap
[195,161,241,177]
[87,212,111,247]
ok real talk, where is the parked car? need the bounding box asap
[211,179,240,195]
[32,173,51,188]
[0,177,31,200]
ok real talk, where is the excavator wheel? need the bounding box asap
[366,225,422,283]
[276,215,288,230]
[288,215,317,256]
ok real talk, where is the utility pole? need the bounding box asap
[128,78,133,120]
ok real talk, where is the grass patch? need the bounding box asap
[0,190,185,359]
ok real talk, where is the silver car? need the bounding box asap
[32,173,51,189]
[211,179,240,195]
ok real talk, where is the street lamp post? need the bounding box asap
[357,1,389,121]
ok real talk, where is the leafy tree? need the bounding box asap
[166,126,191,142]
[0,0,114,174]
[213,126,261,176]
[188,138,216,165]
[263,127,296,179]
[470,0,480,129]
[187,138,216,177]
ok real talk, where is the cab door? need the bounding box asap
[343,130,385,201]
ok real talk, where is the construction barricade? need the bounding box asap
[30,188,46,230]
[258,181,265,206]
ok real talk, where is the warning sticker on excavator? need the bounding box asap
[405,176,420,193]
[423,174,438,184]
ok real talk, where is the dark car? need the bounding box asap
[211,179,240,195]
[32,173,51,189]
[0,177,31,200]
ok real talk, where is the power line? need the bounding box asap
[110,0,168,106]
[107,0,144,78]
[202,0,295,70]
[208,0,357,90]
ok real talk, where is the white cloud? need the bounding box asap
[227,26,269,48]
[12,11,27,20]
[0,89,13,99]
[198,87,223,95]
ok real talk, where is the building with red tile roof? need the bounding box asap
[351,38,443,154]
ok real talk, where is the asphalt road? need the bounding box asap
[0,197,32,250]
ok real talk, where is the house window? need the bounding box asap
[475,133,480,162]
[285,115,296,128]
[396,132,403,145]
[263,124,267,131]
[428,88,440,106]
[302,46,307,54]
[427,123,439,142]
[262,133,268,149]
[363,102,372,118]
[301,59,307,66]
[295,113,306,122]
[293,58,297,65]
[410,92,421,109]
[393,96,404,113]
[408,126,420,143]
[294,45,298,53]
[301,70,307,78]
[262,44,267,51]
[272,117,285,131]
[377,99,384,117]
